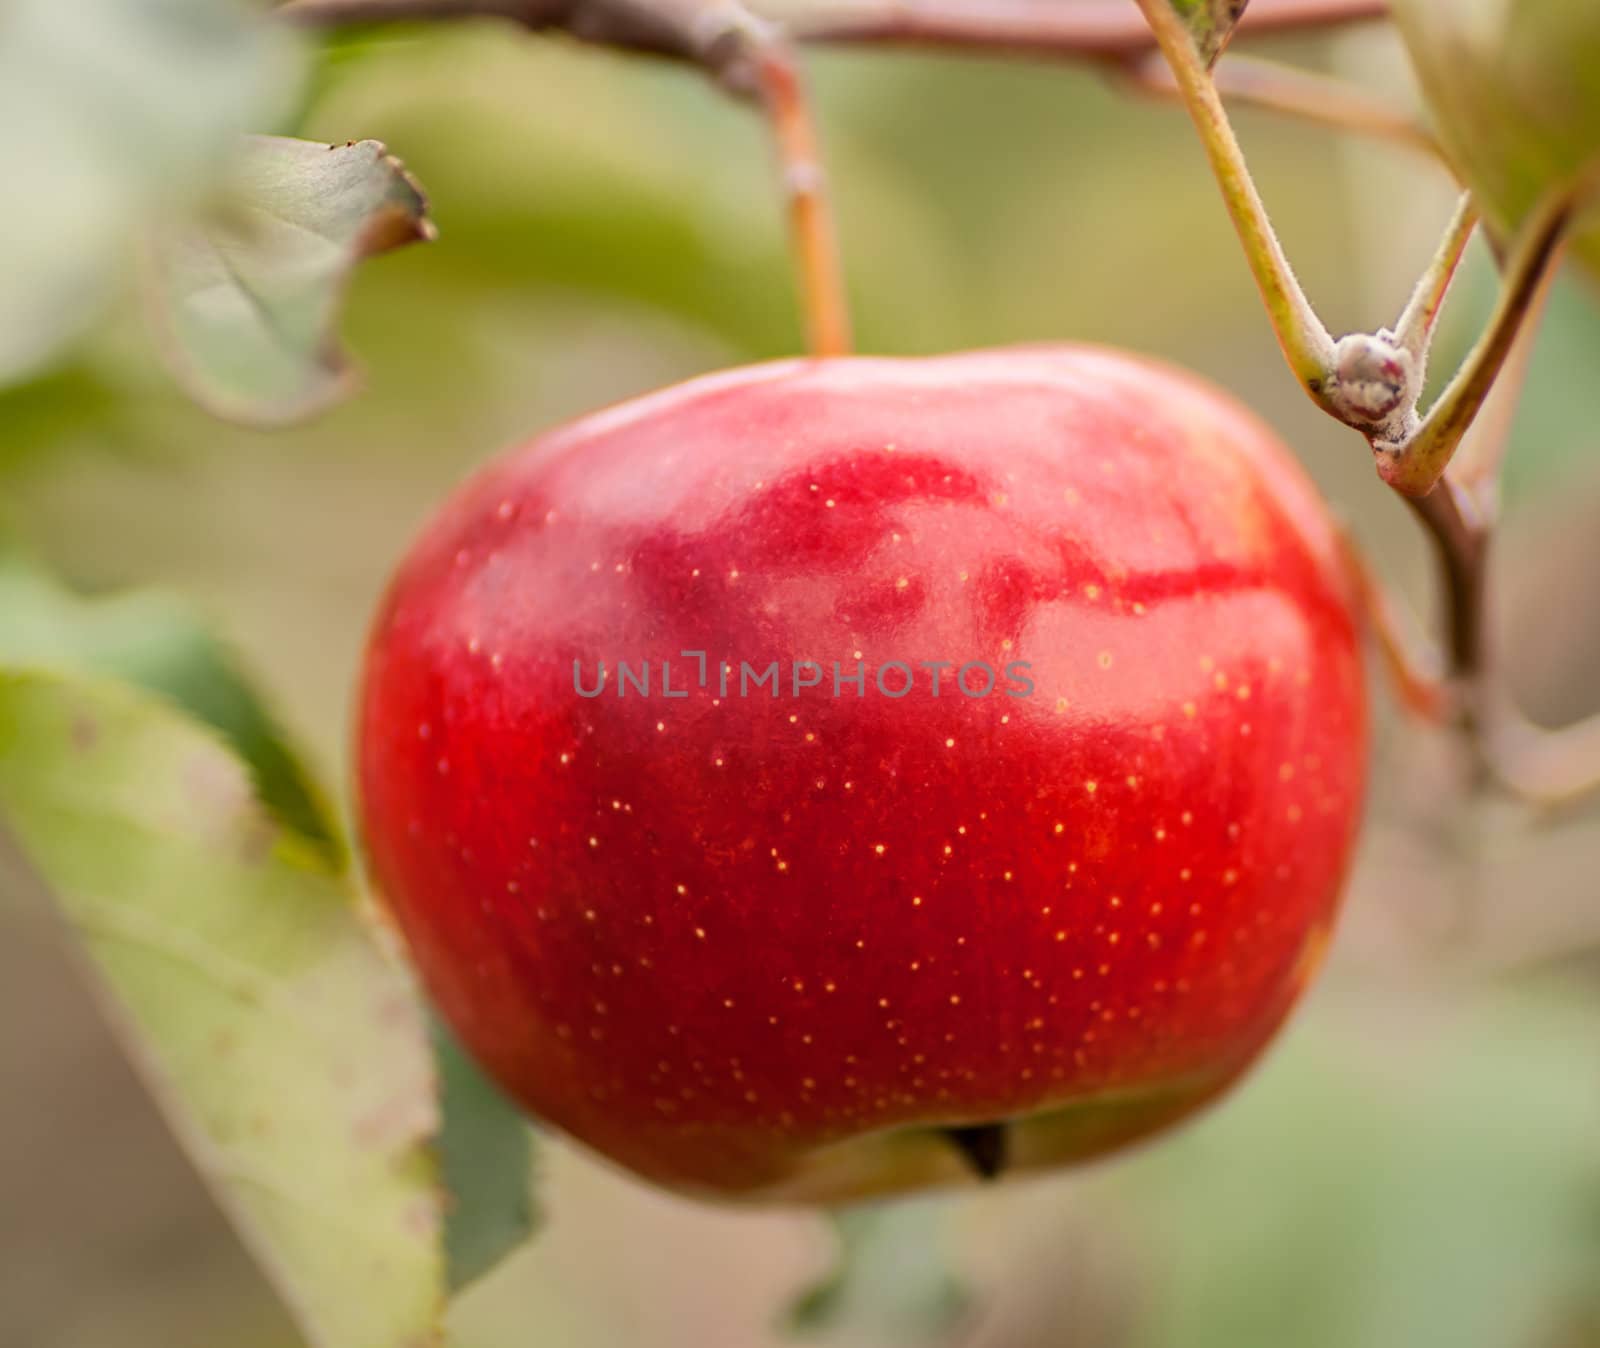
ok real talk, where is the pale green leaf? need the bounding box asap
[0,542,341,864]
[1392,0,1600,277]
[1128,989,1600,1348]
[784,1198,970,1342]
[145,135,436,425]
[0,0,303,386]
[0,671,447,1348]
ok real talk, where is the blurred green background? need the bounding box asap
[5,8,1600,1348]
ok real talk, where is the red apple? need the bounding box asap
[357,347,1366,1202]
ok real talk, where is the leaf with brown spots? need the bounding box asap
[143,135,435,426]
[0,543,543,1297]
[0,539,341,864]
[0,671,447,1348]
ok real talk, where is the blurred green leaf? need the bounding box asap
[0,670,446,1348]
[0,364,130,476]
[432,1017,539,1292]
[1502,272,1600,502]
[784,1198,970,1343]
[0,542,342,865]
[0,547,547,1315]
[144,135,436,426]
[1393,0,1600,278]
[303,32,965,360]
[0,0,303,386]
[1128,990,1600,1348]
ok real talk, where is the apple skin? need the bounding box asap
[356,347,1367,1202]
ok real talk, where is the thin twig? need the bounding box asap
[279,0,1394,51]
[1129,0,1338,398]
[1386,160,1600,497]
[783,0,1390,56]
[1125,52,1440,161]
[280,0,1600,805]
[1388,203,1600,806]
[1443,246,1597,805]
[280,0,708,65]
[278,0,528,20]
[279,0,1423,159]
[1392,192,1478,359]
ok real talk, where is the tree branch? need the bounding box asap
[280,0,713,67]
[1405,474,1488,681]
[280,0,1394,53]
[781,0,1390,57]
[278,0,1422,156]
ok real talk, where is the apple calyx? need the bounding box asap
[943,1123,1010,1180]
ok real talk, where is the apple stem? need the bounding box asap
[746,35,854,357]
[281,0,854,357]
[943,1123,1008,1180]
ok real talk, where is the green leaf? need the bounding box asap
[144,135,436,426]
[1127,988,1600,1348]
[1392,0,1600,278]
[784,1198,970,1342]
[432,1017,539,1292]
[0,542,342,866]
[0,670,447,1348]
[0,363,129,478]
[0,0,303,386]
[304,29,964,361]
[1169,0,1250,67]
